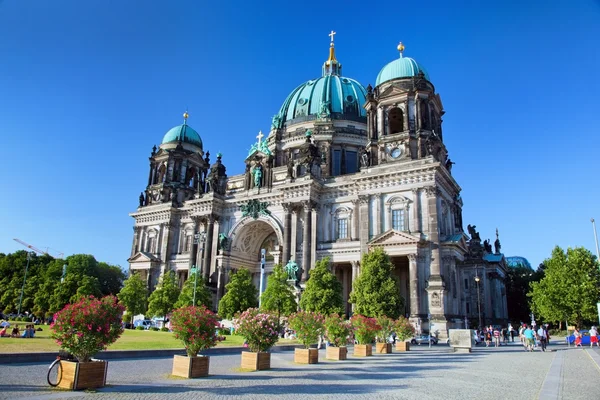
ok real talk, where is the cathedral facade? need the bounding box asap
[128,36,508,335]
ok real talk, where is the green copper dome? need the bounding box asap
[272,42,367,128]
[161,123,203,148]
[376,56,429,86]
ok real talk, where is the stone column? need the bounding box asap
[408,254,420,317]
[342,267,349,315]
[189,217,201,269]
[159,222,173,275]
[291,207,298,261]
[377,107,384,138]
[301,202,312,282]
[412,188,421,233]
[373,193,381,236]
[351,199,359,240]
[203,215,215,281]
[415,95,421,131]
[282,203,292,265]
[358,195,370,255]
[210,217,221,280]
[310,204,318,270]
[131,226,140,257]
[351,261,359,311]
[424,186,445,319]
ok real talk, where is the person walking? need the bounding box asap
[536,325,547,352]
[590,326,599,348]
[573,328,583,347]
[523,325,535,352]
[493,327,500,348]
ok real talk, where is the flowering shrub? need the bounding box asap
[50,295,125,362]
[375,315,395,343]
[394,316,416,341]
[287,311,325,349]
[170,305,220,357]
[324,313,351,347]
[350,314,380,344]
[233,308,279,352]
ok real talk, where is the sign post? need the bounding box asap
[258,249,266,307]
[597,302,600,325]
[191,266,198,305]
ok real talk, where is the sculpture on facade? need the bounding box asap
[285,259,298,281]
[252,164,263,188]
[483,239,492,253]
[494,228,501,254]
[318,100,331,118]
[445,158,455,173]
[360,147,371,168]
[138,192,145,207]
[218,233,229,251]
[298,131,320,176]
[240,199,271,220]
[287,158,294,179]
[467,224,481,242]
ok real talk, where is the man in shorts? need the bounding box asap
[590,326,599,348]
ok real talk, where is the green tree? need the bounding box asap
[95,262,126,296]
[349,248,404,319]
[529,246,600,327]
[260,264,297,317]
[147,271,180,322]
[505,264,543,323]
[299,257,343,315]
[218,268,258,319]
[117,273,149,323]
[174,272,212,309]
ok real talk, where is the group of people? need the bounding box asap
[518,324,549,352]
[0,322,37,338]
[478,325,512,347]
[572,326,599,348]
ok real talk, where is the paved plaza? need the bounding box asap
[1,342,599,400]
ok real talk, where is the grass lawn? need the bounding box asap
[0,321,299,353]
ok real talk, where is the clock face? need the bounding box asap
[391,148,402,158]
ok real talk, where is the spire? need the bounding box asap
[397,42,405,58]
[322,30,342,76]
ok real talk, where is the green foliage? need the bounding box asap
[324,313,351,347]
[160,327,169,332]
[218,268,258,320]
[174,272,212,309]
[117,273,148,323]
[375,315,395,343]
[394,316,415,341]
[506,264,544,322]
[147,271,180,321]
[288,311,325,349]
[349,248,404,319]
[260,264,297,317]
[150,326,160,331]
[50,295,125,362]
[350,314,380,344]
[233,308,279,352]
[299,258,343,315]
[529,246,600,326]
[136,325,145,330]
[170,305,220,356]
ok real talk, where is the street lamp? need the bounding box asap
[17,252,33,316]
[474,272,482,329]
[591,218,600,268]
[193,232,207,306]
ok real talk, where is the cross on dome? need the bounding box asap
[328,30,336,43]
[256,130,264,143]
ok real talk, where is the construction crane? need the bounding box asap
[12,238,66,316]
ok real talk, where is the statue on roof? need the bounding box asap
[139,192,145,207]
[483,239,492,253]
[319,100,331,119]
[494,228,501,254]
[467,224,481,242]
[253,164,263,189]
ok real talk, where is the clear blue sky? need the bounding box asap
[1,0,599,269]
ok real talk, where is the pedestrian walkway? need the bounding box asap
[0,343,598,399]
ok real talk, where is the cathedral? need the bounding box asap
[128,34,509,335]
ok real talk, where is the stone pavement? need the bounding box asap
[0,341,598,400]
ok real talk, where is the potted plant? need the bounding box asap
[394,316,415,351]
[170,305,220,378]
[233,308,280,370]
[288,311,324,364]
[350,315,380,357]
[50,296,124,390]
[375,315,394,354]
[324,313,351,361]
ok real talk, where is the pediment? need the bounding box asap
[368,229,420,246]
[245,150,271,162]
[378,84,409,100]
[441,233,468,252]
[128,251,161,263]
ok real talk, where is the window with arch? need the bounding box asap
[387,196,410,232]
[388,108,404,134]
[420,100,430,130]
[184,234,192,252]
[146,230,158,253]
[333,206,353,240]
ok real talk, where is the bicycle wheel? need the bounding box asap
[47,358,62,387]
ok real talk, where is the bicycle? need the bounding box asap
[47,351,73,387]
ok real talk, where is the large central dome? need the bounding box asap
[273,41,367,128]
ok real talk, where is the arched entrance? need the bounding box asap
[225,215,283,288]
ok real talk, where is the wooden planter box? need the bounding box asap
[326,346,347,361]
[57,359,108,390]
[171,355,209,378]
[294,348,319,364]
[353,344,373,357]
[376,343,392,354]
[241,351,271,371]
[396,341,410,352]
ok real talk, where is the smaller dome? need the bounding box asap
[376,56,429,86]
[162,124,203,148]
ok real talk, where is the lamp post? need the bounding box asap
[17,252,33,316]
[592,218,600,267]
[193,232,207,306]
[475,272,482,329]
[258,249,266,308]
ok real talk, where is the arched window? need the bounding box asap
[420,100,430,130]
[386,196,410,232]
[146,229,158,253]
[157,163,167,183]
[332,206,353,240]
[388,108,404,134]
